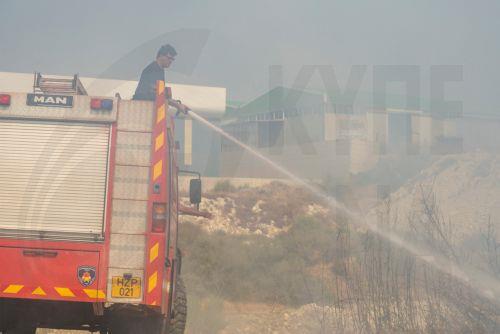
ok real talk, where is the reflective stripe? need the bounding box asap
[150,243,159,263]
[153,160,163,181]
[3,285,23,294]
[156,105,165,124]
[157,84,165,96]
[54,287,75,297]
[148,271,158,293]
[32,287,47,296]
[83,289,106,299]
[155,132,165,152]
[1,284,104,300]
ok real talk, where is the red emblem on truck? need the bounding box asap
[77,266,96,287]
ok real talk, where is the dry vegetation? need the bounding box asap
[180,154,500,333]
[180,188,500,333]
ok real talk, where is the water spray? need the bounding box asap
[186,110,500,304]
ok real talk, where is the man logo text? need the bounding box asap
[27,94,74,108]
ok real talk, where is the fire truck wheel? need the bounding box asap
[167,277,187,334]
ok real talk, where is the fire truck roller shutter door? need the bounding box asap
[0,119,110,239]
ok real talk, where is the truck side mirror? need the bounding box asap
[189,179,202,205]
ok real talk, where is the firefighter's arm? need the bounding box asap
[167,98,190,115]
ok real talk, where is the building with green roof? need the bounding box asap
[218,86,472,179]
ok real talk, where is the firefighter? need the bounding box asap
[133,44,190,114]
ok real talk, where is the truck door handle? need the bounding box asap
[23,250,58,258]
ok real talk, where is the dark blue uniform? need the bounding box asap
[133,61,165,101]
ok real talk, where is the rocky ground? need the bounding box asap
[180,181,332,238]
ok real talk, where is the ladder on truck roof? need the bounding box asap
[33,72,88,95]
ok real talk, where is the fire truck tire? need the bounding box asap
[167,277,187,334]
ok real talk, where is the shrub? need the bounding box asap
[179,216,340,306]
[212,180,236,193]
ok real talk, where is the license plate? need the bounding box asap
[111,277,142,298]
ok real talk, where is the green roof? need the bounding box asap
[225,86,477,119]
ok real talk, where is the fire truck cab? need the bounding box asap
[0,74,192,333]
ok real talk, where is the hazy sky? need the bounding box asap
[1,0,499,114]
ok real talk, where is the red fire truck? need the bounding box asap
[0,74,199,333]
